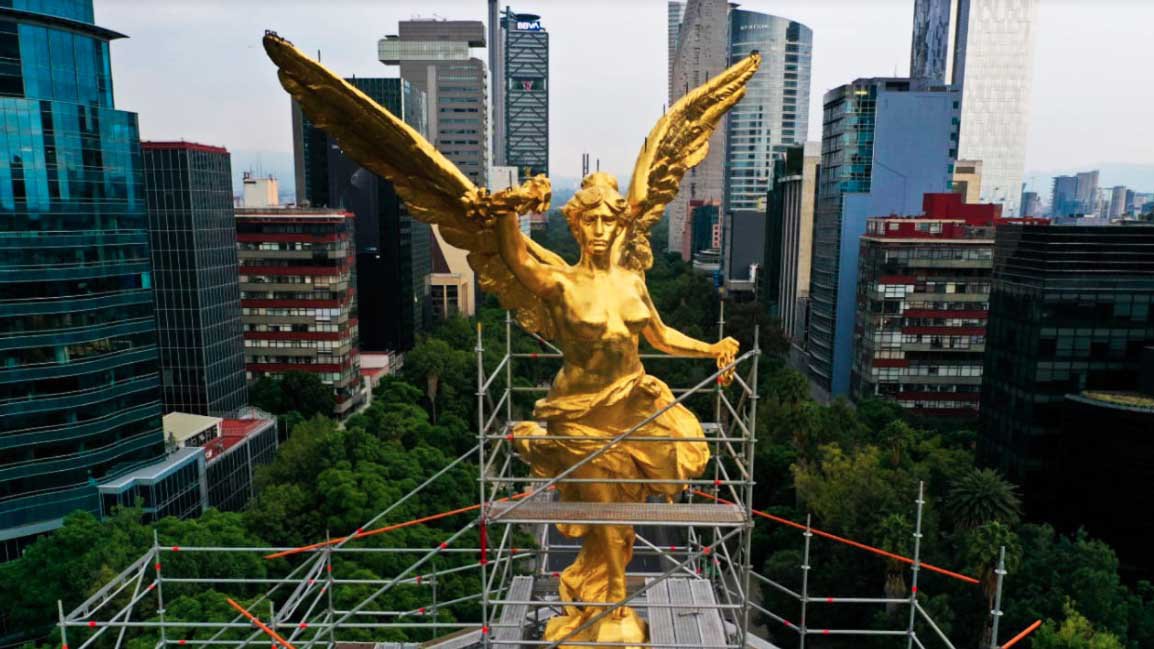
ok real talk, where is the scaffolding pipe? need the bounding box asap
[74,576,154,649]
[906,482,927,649]
[799,514,812,649]
[692,489,979,584]
[493,349,757,525]
[916,601,957,649]
[112,558,148,649]
[488,433,753,443]
[58,601,69,649]
[989,545,1007,649]
[476,321,490,649]
[152,531,168,648]
[736,325,760,649]
[225,599,298,649]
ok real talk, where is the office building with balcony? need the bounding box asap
[141,141,247,416]
[235,208,364,417]
[291,77,431,353]
[852,193,1028,417]
[911,0,1039,215]
[379,19,488,187]
[979,223,1154,514]
[805,78,960,398]
[0,0,178,557]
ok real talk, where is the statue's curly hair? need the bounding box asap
[561,172,628,231]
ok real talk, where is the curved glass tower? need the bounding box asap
[725,10,812,212]
[0,0,164,556]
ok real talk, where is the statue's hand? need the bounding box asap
[469,175,552,226]
[711,336,740,386]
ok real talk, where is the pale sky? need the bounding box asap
[98,0,1154,192]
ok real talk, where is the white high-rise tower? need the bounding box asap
[911,0,1039,216]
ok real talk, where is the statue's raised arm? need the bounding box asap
[263,32,562,338]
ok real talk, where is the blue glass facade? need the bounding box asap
[806,78,960,398]
[0,1,165,557]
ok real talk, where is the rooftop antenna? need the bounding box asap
[317,49,321,62]
[581,153,589,178]
[596,158,600,172]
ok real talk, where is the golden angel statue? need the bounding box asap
[263,32,759,648]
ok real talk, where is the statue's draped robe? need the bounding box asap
[514,370,710,637]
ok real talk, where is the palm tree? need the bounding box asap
[877,420,915,466]
[875,513,913,615]
[947,468,1022,530]
[961,521,1022,648]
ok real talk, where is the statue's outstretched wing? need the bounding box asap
[621,53,762,272]
[263,32,562,338]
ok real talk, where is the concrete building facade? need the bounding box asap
[379,20,489,187]
[667,2,687,102]
[852,193,1023,418]
[764,143,819,341]
[667,0,730,258]
[951,159,982,203]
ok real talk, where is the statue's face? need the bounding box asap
[576,202,622,255]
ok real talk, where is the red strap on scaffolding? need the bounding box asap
[480,519,489,566]
[225,598,299,649]
[691,489,980,585]
[1001,620,1043,649]
[265,491,533,560]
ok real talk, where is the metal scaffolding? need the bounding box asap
[57,308,1039,649]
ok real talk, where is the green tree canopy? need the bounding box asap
[249,371,335,419]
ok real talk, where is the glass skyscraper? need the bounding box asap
[142,142,247,417]
[0,0,166,555]
[724,10,812,212]
[495,9,548,178]
[910,0,1039,216]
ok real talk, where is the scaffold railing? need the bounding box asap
[56,308,1043,649]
